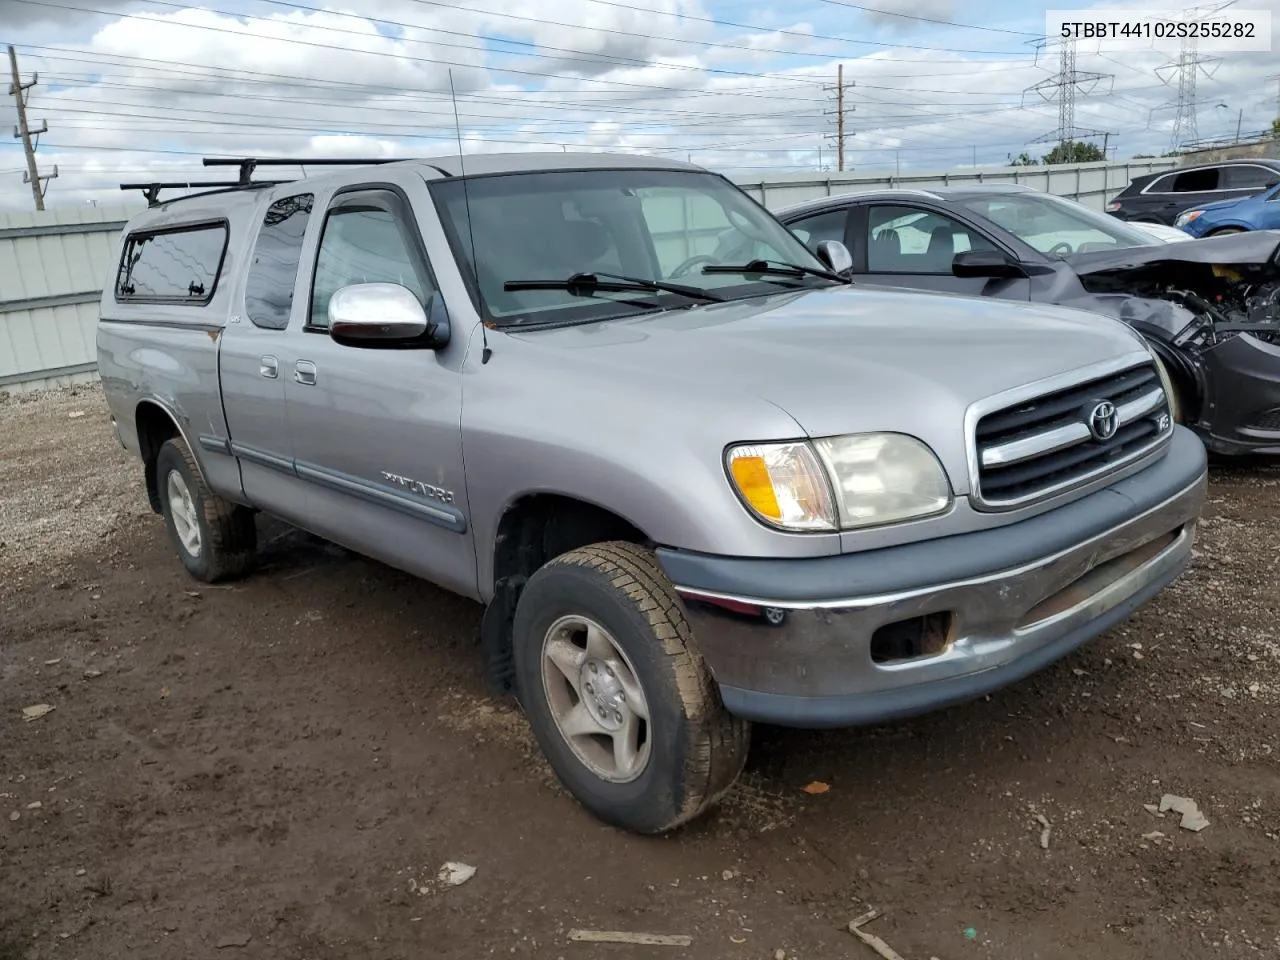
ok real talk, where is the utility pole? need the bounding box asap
[837,65,844,171]
[823,64,853,172]
[7,45,56,211]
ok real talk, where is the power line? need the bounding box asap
[1152,1,1233,150]
[398,0,1042,59]
[7,45,56,210]
[812,0,1040,36]
[1022,37,1114,153]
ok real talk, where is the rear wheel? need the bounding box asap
[156,437,257,583]
[511,541,750,834]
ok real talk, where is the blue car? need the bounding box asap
[1175,180,1280,237]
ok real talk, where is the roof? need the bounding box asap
[1126,156,1280,185]
[126,151,707,210]
[776,183,1037,217]
[410,150,703,177]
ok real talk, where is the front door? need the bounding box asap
[852,203,1032,300]
[281,177,477,599]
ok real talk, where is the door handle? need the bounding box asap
[294,360,317,386]
[259,355,278,379]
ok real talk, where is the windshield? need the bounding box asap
[429,168,834,328]
[954,191,1160,258]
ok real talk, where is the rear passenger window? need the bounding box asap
[308,200,434,329]
[245,194,314,330]
[115,222,227,303]
[1170,168,1219,192]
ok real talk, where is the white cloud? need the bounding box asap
[2,0,1279,209]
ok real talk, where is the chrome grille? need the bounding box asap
[973,361,1173,509]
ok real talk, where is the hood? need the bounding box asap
[1133,223,1194,243]
[505,284,1149,476]
[1182,195,1250,215]
[1068,230,1280,275]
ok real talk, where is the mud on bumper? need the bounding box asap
[657,426,1208,729]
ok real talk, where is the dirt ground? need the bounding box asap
[2,383,1278,960]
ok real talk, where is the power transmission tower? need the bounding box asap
[1022,37,1114,159]
[7,45,56,211]
[1151,2,1232,151]
[823,64,854,171]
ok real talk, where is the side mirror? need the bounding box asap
[814,239,853,275]
[952,249,1027,279]
[327,283,450,348]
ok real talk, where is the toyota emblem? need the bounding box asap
[1087,400,1119,441]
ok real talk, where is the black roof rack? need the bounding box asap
[119,179,286,207]
[119,155,433,208]
[202,156,405,185]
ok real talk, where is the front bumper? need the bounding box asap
[1198,333,1280,455]
[657,425,1208,728]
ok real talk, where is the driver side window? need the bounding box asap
[864,205,995,274]
[788,209,848,252]
[308,196,435,330]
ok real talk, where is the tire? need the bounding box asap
[511,541,750,834]
[155,436,257,583]
[1208,227,1245,236]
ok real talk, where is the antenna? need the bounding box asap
[449,69,490,365]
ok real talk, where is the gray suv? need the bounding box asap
[97,153,1207,834]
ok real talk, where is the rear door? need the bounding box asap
[1132,166,1230,223]
[1219,163,1280,198]
[850,202,1032,300]
[218,191,315,526]
[279,171,477,598]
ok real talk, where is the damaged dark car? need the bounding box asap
[751,186,1280,455]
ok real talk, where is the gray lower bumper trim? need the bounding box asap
[717,558,1183,729]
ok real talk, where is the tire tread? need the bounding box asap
[160,437,256,583]
[539,541,749,831]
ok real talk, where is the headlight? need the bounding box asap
[1175,210,1203,227]
[726,433,952,533]
[726,441,838,531]
[1147,346,1181,425]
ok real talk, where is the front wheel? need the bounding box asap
[511,541,750,834]
[155,437,257,583]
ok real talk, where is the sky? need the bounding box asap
[1,0,1279,209]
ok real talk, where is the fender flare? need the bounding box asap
[135,396,212,488]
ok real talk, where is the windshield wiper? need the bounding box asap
[701,259,849,283]
[503,271,724,303]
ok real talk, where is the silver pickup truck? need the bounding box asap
[98,153,1207,834]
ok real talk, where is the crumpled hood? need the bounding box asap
[1069,230,1280,274]
[506,284,1150,479]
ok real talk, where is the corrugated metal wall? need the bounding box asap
[0,157,1177,391]
[730,157,1178,211]
[0,203,140,392]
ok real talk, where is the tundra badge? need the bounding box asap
[381,471,455,504]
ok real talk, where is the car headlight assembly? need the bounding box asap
[726,433,953,533]
[1175,210,1203,227]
